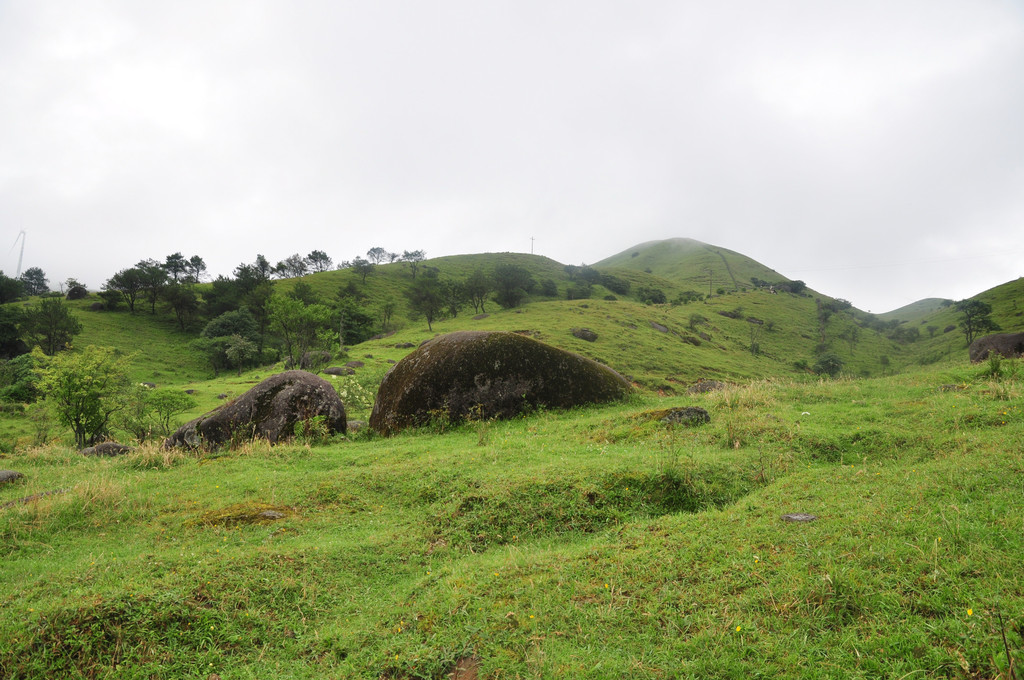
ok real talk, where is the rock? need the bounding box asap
[649,321,669,333]
[687,379,727,394]
[324,366,354,376]
[217,393,228,400]
[0,470,25,486]
[165,370,347,449]
[659,406,711,426]
[345,360,364,369]
[781,513,818,523]
[65,285,88,300]
[370,330,631,435]
[369,331,396,341]
[184,389,196,395]
[473,314,490,320]
[81,442,134,457]
[571,327,598,342]
[395,342,415,349]
[347,420,366,433]
[300,350,332,370]
[141,382,156,389]
[89,302,105,311]
[969,332,1024,362]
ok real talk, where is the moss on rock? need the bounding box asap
[369,331,631,435]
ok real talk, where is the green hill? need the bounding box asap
[594,237,792,296]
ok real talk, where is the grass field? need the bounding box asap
[1,359,1022,678]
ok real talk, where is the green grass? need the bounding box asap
[1,364,1022,678]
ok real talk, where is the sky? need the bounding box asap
[1,1,1022,314]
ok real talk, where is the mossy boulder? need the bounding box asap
[165,370,346,449]
[969,332,1024,362]
[369,331,631,435]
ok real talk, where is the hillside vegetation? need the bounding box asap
[1,240,1022,677]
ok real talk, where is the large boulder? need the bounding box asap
[165,370,346,449]
[969,332,1024,362]
[369,331,631,435]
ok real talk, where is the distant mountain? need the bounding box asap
[594,238,794,297]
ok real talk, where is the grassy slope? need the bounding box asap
[1,364,1021,678]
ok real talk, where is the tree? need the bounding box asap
[464,269,493,313]
[135,259,169,314]
[288,281,320,306]
[119,386,196,442]
[164,283,200,331]
[35,345,134,448]
[405,276,446,331]
[225,335,259,375]
[186,255,207,283]
[812,352,844,378]
[19,267,49,296]
[351,257,374,284]
[306,250,333,272]
[25,297,83,355]
[0,306,27,359]
[377,301,396,333]
[366,247,389,265]
[163,252,188,282]
[492,264,535,309]
[335,293,377,346]
[267,295,334,367]
[0,271,24,303]
[401,250,426,279]
[276,253,309,278]
[956,299,1000,345]
[440,279,466,318]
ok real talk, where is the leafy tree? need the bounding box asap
[135,259,169,314]
[406,276,446,331]
[186,255,207,283]
[0,352,40,402]
[243,281,275,356]
[164,284,200,331]
[225,335,259,375]
[163,252,188,282]
[0,271,25,303]
[119,386,197,442]
[464,269,493,313]
[24,297,82,355]
[366,247,389,265]
[0,306,27,359]
[812,352,844,378]
[276,253,309,278]
[288,281,320,306]
[19,267,49,296]
[377,301,397,333]
[306,250,333,272]
[440,280,466,318]
[35,346,134,448]
[351,257,374,284]
[539,279,558,297]
[401,250,426,279]
[955,299,1000,345]
[267,295,334,367]
[492,264,535,309]
[335,294,377,346]
[566,283,592,300]
[636,286,667,304]
[202,308,260,344]
[600,274,630,296]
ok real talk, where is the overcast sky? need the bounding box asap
[2,1,1022,313]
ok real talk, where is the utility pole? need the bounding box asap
[530,237,535,255]
[704,267,713,299]
[11,231,25,278]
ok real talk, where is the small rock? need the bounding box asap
[141,382,156,389]
[81,442,134,457]
[650,321,669,333]
[0,470,25,486]
[394,342,415,349]
[363,354,373,359]
[347,420,366,433]
[184,389,196,394]
[217,393,228,400]
[258,510,286,520]
[660,406,711,426]
[687,380,726,394]
[473,314,490,320]
[572,327,598,342]
[345,360,364,368]
[324,366,354,376]
[781,513,817,523]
